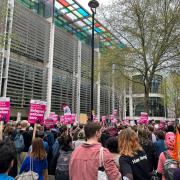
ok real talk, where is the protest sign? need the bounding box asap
[138,112,149,125]
[28,100,46,125]
[44,119,55,129]
[0,97,10,123]
[60,114,76,125]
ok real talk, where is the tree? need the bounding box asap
[98,0,180,113]
[163,72,180,118]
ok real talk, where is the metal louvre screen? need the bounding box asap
[52,27,78,114]
[7,57,47,108]
[1,0,121,118]
[11,2,50,63]
[100,85,112,116]
[53,27,78,72]
[51,71,74,114]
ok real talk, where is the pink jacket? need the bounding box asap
[69,142,120,180]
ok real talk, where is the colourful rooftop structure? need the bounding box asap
[15,0,124,48]
[55,0,124,48]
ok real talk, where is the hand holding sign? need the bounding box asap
[0,121,3,141]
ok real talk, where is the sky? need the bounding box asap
[76,0,110,13]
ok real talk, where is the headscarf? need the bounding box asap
[165,132,175,150]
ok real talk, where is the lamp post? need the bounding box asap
[88,0,99,121]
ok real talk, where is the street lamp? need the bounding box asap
[88,0,99,121]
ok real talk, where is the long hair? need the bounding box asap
[119,128,143,157]
[30,138,46,160]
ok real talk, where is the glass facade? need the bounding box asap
[132,74,163,94]
[126,75,165,117]
[15,0,124,48]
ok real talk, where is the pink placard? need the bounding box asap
[28,100,46,125]
[60,114,76,125]
[48,112,58,124]
[44,119,54,129]
[0,97,10,122]
[138,112,149,125]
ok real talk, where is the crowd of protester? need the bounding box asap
[0,119,180,180]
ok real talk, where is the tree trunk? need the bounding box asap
[144,83,150,114]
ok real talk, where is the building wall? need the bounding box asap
[0,0,121,118]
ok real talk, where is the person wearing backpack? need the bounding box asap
[50,133,73,180]
[157,132,178,180]
[19,138,48,180]
[14,132,25,154]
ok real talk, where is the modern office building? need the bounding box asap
[0,0,122,119]
[125,74,166,120]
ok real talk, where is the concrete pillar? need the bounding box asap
[46,20,55,116]
[2,0,14,97]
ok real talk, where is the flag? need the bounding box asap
[172,128,180,162]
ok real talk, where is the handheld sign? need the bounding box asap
[28,100,47,125]
[0,97,10,123]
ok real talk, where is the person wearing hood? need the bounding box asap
[157,132,177,180]
[69,122,121,180]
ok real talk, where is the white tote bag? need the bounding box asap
[98,147,108,180]
[15,157,39,180]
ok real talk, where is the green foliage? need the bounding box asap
[98,0,180,113]
[162,72,180,118]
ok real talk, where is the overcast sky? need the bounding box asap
[76,0,110,13]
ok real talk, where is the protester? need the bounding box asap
[138,128,157,171]
[69,122,121,180]
[119,128,151,180]
[52,125,68,158]
[73,130,86,149]
[29,130,49,152]
[0,140,16,180]
[154,130,166,157]
[157,132,178,180]
[20,120,32,152]
[53,134,73,180]
[148,125,157,143]
[105,136,120,168]
[20,138,48,180]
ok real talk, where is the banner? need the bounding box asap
[0,97,10,123]
[60,114,76,125]
[79,113,88,124]
[28,100,47,125]
[172,128,180,162]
